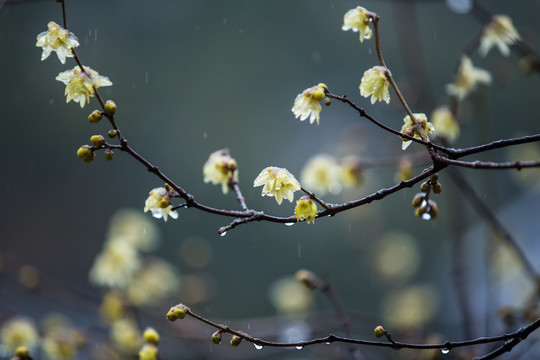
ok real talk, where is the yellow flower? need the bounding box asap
[139,344,158,360]
[143,187,178,221]
[36,21,79,64]
[295,197,317,224]
[89,240,141,289]
[479,15,521,57]
[359,66,390,104]
[300,154,342,195]
[341,156,364,188]
[110,319,141,354]
[269,276,312,314]
[0,317,39,353]
[431,106,459,143]
[202,149,238,194]
[106,209,159,252]
[446,56,491,100]
[253,167,301,205]
[291,83,328,125]
[342,6,373,43]
[400,113,434,150]
[127,258,180,307]
[56,66,112,108]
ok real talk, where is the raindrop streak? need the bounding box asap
[296,346,303,350]
[285,222,295,226]
[254,344,263,350]
[441,349,450,354]
[203,132,208,139]
[223,17,227,25]
[94,29,97,42]
[220,231,227,237]
[145,72,149,84]
[297,244,302,258]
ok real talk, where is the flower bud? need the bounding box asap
[411,193,425,208]
[104,100,117,115]
[296,269,319,290]
[104,149,114,161]
[432,182,442,194]
[143,327,160,345]
[90,135,105,147]
[324,97,331,106]
[77,145,92,159]
[429,173,439,182]
[230,335,242,347]
[374,325,386,338]
[420,182,430,193]
[428,200,439,219]
[211,331,223,344]
[166,304,187,321]
[15,346,30,359]
[88,110,103,123]
[108,129,118,138]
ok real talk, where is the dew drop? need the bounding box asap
[220,231,227,237]
[441,348,450,354]
[296,346,303,350]
[421,213,431,221]
[285,222,295,226]
[254,344,263,350]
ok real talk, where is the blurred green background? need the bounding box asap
[1,0,540,359]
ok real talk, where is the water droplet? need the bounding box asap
[285,222,295,226]
[296,346,303,350]
[441,348,450,354]
[421,213,431,220]
[220,231,227,237]
[325,342,331,345]
[203,132,208,139]
[254,344,263,350]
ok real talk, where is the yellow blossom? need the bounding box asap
[56,66,112,108]
[295,197,317,224]
[359,66,390,104]
[41,316,80,360]
[431,106,459,143]
[400,113,434,150]
[479,15,521,57]
[110,319,141,354]
[106,209,159,252]
[341,156,364,188]
[127,258,180,307]
[269,276,312,314]
[300,154,342,195]
[253,167,301,205]
[0,317,40,353]
[342,6,373,43]
[202,149,238,194]
[446,56,491,100]
[139,344,158,360]
[36,21,79,64]
[99,291,126,323]
[291,83,328,125]
[143,187,178,221]
[89,240,141,289]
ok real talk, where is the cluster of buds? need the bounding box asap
[411,173,441,220]
[76,134,114,163]
[138,327,159,360]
